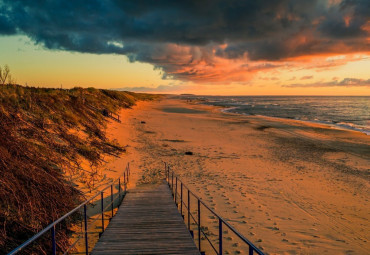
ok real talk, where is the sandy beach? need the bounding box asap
[105,97,369,254]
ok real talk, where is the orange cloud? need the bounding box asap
[300,76,313,80]
[155,42,369,83]
[148,44,285,84]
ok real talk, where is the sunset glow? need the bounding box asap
[0,0,369,95]
[1,1,370,254]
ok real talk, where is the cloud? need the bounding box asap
[0,0,369,82]
[284,78,370,87]
[0,6,16,35]
[318,0,370,39]
[300,75,314,80]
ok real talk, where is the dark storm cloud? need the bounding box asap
[0,0,369,81]
[318,0,370,38]
[0,4,16,35]
[0,15,15,34]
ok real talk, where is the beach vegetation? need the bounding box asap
[0,83,159,253]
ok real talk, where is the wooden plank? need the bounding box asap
[91,181,200,255]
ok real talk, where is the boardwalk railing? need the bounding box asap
[8,163,131,255]
[106,111,121,123]
[86,104,121,123]
[165,163,265,255]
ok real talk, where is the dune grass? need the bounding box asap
[0,84,159,254]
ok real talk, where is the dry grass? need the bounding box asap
[0,85,159,254]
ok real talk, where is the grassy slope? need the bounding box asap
[0,85,159,254]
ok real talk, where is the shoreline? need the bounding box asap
[184,95,370,135]
[218,105,370,136]
[105,97,369,254]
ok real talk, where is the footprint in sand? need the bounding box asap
[266,226,280,231]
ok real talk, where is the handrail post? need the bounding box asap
[164,162,167,181]
[124,169,127,193]
[51,225,56,255]
[84,204,88,255]
[249,246,254,255]
[111,184,114,218]
[180,182,183,215]
[171,172,174,191]
[175,177,178,205]
[101,192,104,232]
[118,178,121,204]
[219,218,223,255]
[198,199,201,251]
[188,190,190,230]
[167,166,170,186]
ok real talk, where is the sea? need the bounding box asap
[180,95,370,135]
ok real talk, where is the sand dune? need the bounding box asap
[106,98,369,254]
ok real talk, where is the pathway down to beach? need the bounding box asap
[91,182,200,255]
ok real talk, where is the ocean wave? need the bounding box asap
[220,107,240,113]
[185,95,370,135]
[220,106,370,135]
[334,122,370,135]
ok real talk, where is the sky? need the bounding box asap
[0,0,369,95]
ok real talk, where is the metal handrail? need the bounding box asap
[86,103,121,122]
[165,163,265,255]
[8,163,131,255]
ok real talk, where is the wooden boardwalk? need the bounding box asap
[91,181,200,255]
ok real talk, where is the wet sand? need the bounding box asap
[106,97,370,254]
